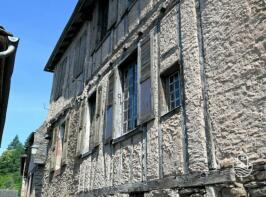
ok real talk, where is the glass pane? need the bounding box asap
[176,89,180,97]
[169,76,173,83]
[123,61,137,132]
[170,94,175,101]
[171,102,175,110]
[175,99,180,107]
[170,84,174,92]
[174,80,179,89]
[105,107,113,140]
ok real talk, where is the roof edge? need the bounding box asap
[44,0,94,72]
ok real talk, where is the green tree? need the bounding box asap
[0,136,24,191]
[7,135,23,150]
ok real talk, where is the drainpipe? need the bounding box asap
[0,36,19,58]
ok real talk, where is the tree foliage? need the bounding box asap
[0,135,24,191]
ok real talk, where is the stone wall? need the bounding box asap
[41,0,266,196]
[201,0,266,167]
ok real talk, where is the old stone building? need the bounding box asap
[36,0,265,196]
[21,123,48,197]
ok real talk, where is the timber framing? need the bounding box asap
[78,169,236,196]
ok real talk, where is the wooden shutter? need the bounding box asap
[139,37,153,122]
[76,104,86,156]
[88,93,96,151]
[108,0,118,29]
[62,118,69,165]
[140,37,151,82]
[80,104,87,154]
[50,127,57,172]
[54,58,67,100]
[94,87,102,145]
[96,86,102,118]
[107,72,115,106]
[54,66,61,100]
[104,73,115,141]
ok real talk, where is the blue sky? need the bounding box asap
[0,1,77,154]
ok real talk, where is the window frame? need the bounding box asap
[121,58,138,134]
[104,72,115,143]
[168,71,181,111]
[160,63,182,116]
[80,91,98,158]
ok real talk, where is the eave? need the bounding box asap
[44,0,95,72]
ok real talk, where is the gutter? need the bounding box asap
[0,36,19,58]
[0,27,19,146]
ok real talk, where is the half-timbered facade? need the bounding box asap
[35,0,266,196]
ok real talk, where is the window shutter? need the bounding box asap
[89,122,95,151]
[94,87,102,145]
[108,0,118,29]
[80,104,87,154]
[62,119,69,165]
[139,37,153,122]
[54,58,67,100]
[49,150,55,172]
[96,86,103,118]
[107,72,115,106]
[76,104,86,156]
[50,127,57,172]
[52,127,57,151]
[140,37,151,82]
[53,71,58,100]
[104,73,115,141]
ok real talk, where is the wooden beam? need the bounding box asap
[79,169,235,196]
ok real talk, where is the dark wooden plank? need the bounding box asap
[80,169,235,196]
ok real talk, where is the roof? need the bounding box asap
[44,0,95,72]
[21,123,48,175]
[0,26,19,146]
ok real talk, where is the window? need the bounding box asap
[104,73,115,141]
[161,65,181,115]
[49,119,69,172]
[55,124,65,171]
[61,119,69,165]
[122,60,138,133]
[73,32,87,79]
[98,0,109,41]
[168,72,180,110]
[88,92,97,151]
[76,103,87,156]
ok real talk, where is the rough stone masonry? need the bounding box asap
[23,0,266,196]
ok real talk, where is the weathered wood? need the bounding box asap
[79,169,235,196]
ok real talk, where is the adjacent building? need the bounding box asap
[0,26,19,145]
[21,123,48,197]
[23,0,266,196]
